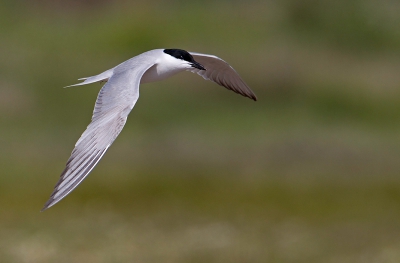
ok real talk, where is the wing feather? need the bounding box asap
[189,52,257,101]
[42,63,154,211]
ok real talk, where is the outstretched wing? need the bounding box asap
[189,52,257,101]
[42,63,154,211]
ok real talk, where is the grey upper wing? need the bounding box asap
[42,63,153,211]
[189,52,257,101]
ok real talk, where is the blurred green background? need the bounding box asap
[1,0,400,262]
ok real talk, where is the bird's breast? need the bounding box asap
[140,63,183,84]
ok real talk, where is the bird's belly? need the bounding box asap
[140,64,182,83]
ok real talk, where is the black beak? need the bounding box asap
[191,61,206,70]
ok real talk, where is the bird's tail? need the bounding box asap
[64,68,115,88]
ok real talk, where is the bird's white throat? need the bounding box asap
[140,53,190,83]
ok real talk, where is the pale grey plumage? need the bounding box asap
[42,49,256,211]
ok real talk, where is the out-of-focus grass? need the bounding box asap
[1,0,400,262]
[2,166,400,263]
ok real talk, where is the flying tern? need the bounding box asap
[42,48,257,211]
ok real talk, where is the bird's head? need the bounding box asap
[163,49,205,70]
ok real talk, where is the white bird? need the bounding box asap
[42,48,257,211]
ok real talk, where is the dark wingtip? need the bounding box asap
[40,199,53,212]
[243,91,257,101]
[245,92,257,101]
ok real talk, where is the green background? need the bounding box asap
[1,0,400,262]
